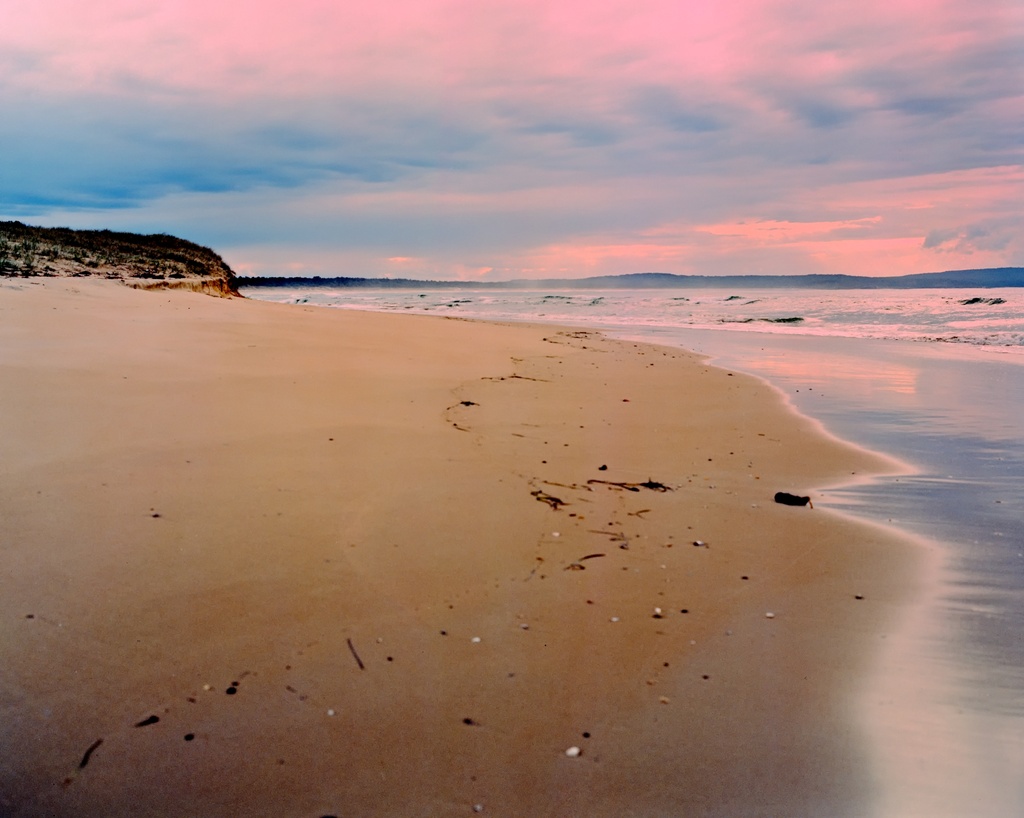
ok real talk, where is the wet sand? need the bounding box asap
[643,328,1024,817]
[0,279,919,817]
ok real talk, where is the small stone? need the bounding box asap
[473,805,484,813]
[327,709,335,716]
[519,623,529,630]
[765,612,775,619]
[565,746,582,757]
[471,636,481,643]
[610,616,620,623]
[659,696,670,704]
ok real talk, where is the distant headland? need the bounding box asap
[240,268,1024,290]
[0,221,238,296]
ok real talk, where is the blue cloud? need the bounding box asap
[628,85,723,133]
[790,98,856,129]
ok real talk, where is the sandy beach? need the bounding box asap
[0,280,920,817]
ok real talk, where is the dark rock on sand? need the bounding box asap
[774,491,812,507]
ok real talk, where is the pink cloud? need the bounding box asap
[6,0,1015,119]
[3,0,950,96]
[693,217,882,243]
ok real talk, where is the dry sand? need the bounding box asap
[0,279,919,817]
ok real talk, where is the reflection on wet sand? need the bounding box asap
[742,349,920,396]
[659,329,1024,818]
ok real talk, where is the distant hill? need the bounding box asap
[0,221,238,296]
[239,267,1024,290]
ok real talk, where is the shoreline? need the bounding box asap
[1,280,920,816]
[659,326,1024,817]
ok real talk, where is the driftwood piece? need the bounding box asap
[78,739,103,769]
[532,489,567,509]
[346,638,366,670]
[587,479,672,492]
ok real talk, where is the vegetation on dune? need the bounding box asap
[0,221,238,295]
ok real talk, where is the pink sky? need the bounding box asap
[2,0,1021,279]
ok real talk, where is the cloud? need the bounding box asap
[1,0,1022,278]
[627,85,724,133]
[924,220,1017,255]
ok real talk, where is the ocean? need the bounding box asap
[242,284,1024,815]
[240,285,1024,350]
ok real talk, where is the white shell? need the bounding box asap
[765,612,776,619]
[565,746,582,757]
